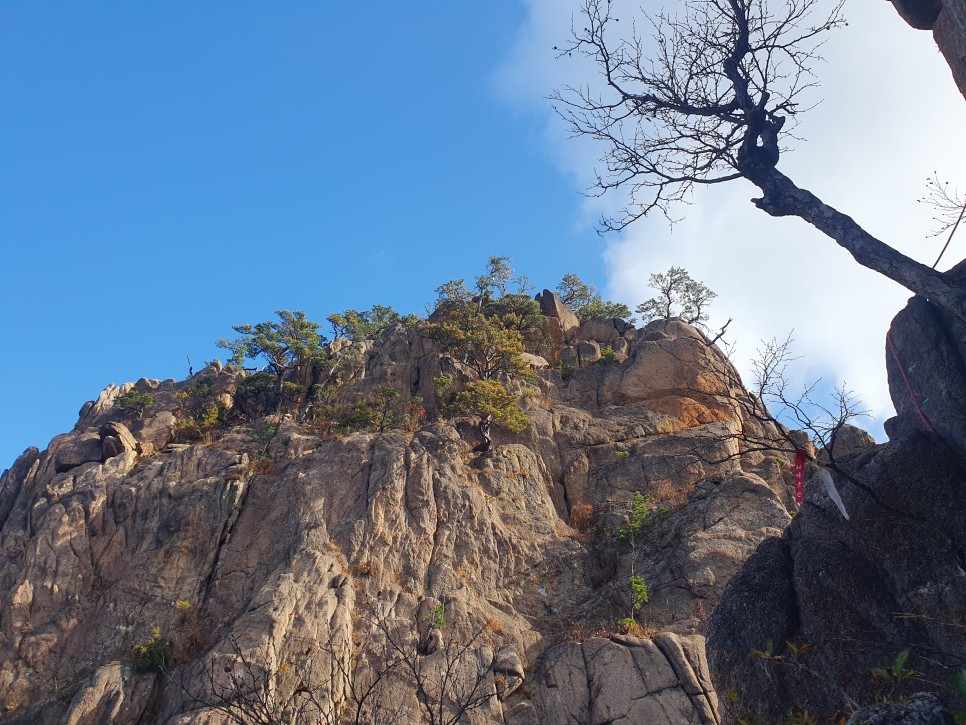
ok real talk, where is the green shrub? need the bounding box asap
[600,345,616,364]
[235,371,277,418]
[871,648,916,686]
[252,422,277,444]
[629,575,649,611]
[237,371,275,397]
[871,649,917,700]
[282,380,304,396]
[132,627,173,673]
[192,378,215,397]
[116,390,155,419]
[556,273,635,323]
[327,305,417,341]
[404,396,427,431]
[617,492,665,544]
[450,379,530,452]
[340,401,379,432]
[616,617,637,632]
[429,603,446,630]
[375,386,401,432]
[433,374,452,399]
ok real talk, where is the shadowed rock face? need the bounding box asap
[706,286,966,721]
[0,305,796,724]
[890,0,966,98]
[891,0,944,29]
[847,693,956,725]
[936,0,966,97]
[885,261,966,464]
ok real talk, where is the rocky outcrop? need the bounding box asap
[0,312,797,723]
[99,422,139,461]
[529,633,719,725]
[63,663,157,725]
[890,0,966,98]
[891,0,945,29]
[847,693,956,725]
[536,290,580,356]
[935,0,966,97]
[884,261,966,463]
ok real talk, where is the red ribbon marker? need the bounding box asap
[793,450,806,504]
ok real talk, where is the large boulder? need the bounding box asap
[884,261,966,463]
[99,421,139,460]
[62,663,156,725]
[532,633,719,724]
[847,693,956,725]
[820,423,876,462]
[535,290,580,355]
[574,316,624,346]
[52,432,103,473]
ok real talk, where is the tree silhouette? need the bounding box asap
[553,0,966,321]
[635,267,716,329]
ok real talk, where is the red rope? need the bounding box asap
[886,330,935,434]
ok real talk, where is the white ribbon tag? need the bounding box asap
[816,468,849,521]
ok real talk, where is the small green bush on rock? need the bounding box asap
[132,627,173,673]
[116,390,155,419]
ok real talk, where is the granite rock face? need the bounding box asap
[884,261,966,464]
[531,633,719,725]
[0,309,797,723]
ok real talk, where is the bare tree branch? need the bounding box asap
[555,0,966,320]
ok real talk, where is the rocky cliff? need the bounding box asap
[0,297,796,724]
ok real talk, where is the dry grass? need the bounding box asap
[563,616,657,643]
[648,478,697,513]
[248,457,276,476]
[563,619,612,642]
[569,503,594,533]
[455,561,477,583]
[171,602,212,665]
[614,618,657,638]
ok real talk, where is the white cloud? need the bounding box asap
[495,0,966,440]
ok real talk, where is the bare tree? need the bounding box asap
[373,609,499,725]
[174,606,499,725]
[172,636,341,725]
[671,331,867,466]
[744,333,869,468]
[553,0,966,320]
[920,173,966,269]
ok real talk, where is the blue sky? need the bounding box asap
[0,1,613,466]
[2,1,964,468]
